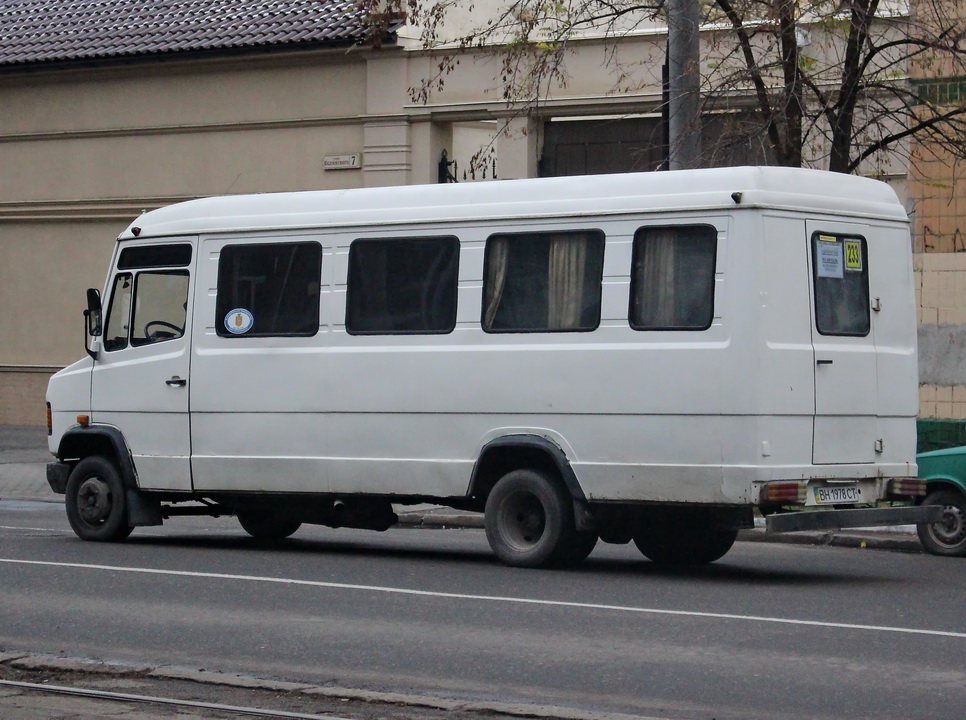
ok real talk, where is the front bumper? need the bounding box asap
[46,461,71,495]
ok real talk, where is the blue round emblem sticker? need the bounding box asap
[225,308,254,334]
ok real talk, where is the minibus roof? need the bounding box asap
[119,166,908,240]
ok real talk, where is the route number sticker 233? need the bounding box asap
[844,239,863,271]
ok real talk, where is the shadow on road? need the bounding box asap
[104,530,892,588]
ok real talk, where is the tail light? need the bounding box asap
[888,477,926,497]
[762,481,806,504]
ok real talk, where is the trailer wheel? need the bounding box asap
[237,508,302,540]
[65,456,133,542]
[917,490,966,557]
[484,469,577,568]
[633,512,737,566]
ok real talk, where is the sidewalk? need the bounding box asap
[0,424,53,502]
[0,424,924,552]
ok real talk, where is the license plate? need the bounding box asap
[811,485,866,505]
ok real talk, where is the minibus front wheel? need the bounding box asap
[65,456,133,542]
[484,468,591,568]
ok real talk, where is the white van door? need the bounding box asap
[806,220,877,465]
[188,237,329,493]
[91,241,195,490]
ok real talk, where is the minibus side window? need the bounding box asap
[216,242,322,337]
[630,225,716,331]
[482,230,605,333]
[811,233,870,336]
[118,244,192,269]
[103,273,133,352]
[130,271,189,346]
[345,236,459,334]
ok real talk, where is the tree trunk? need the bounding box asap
[829,0,879,173]
[777,0,803,167]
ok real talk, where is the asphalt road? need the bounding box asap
[1,500,964,720]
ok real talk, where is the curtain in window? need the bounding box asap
[548,234,588,329]
[484,236,510,329]
[635,229,678,328]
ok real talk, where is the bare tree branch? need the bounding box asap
[360,0,966,176]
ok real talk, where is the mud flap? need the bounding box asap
[127,489,163,527]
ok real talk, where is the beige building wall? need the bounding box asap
[0,220,128,424]
[0,50,379,423]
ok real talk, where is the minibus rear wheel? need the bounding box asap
[633,511,737,566]
[484,469,578,568]
[65,456,133,542]
[237,507,302,540]
[554,529,599,567]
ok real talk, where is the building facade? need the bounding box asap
[906,0,966,445]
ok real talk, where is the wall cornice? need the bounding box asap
[0,197,196,223]
[0,364,62,373]
[0,115,368,144]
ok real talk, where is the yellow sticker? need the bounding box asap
[844,239,862,270]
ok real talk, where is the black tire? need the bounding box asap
[484,469,577,568]
[237,507,302,540]
[552,529,599,567]
[64,456,133,542]
[633,509,737,566]
[917,489,966,557]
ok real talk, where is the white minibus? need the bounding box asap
[45,167,939,567]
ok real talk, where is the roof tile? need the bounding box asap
[0,0,394,67]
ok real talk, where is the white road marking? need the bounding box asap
[2,556,964,640]
[0,679,352,720]
[0,526,63,532]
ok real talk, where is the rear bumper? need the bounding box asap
[766,505,943,533]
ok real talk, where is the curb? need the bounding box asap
[736,527,924,553]
[0,652,655,720]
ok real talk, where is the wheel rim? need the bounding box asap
[76,477,113,525]
[929,503,966,548]
[498,491,546,550]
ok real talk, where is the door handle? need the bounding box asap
[165,376,187,387]
[816,359,834,366]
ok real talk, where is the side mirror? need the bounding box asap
[85,288,102,336]
[84,288,102,360]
